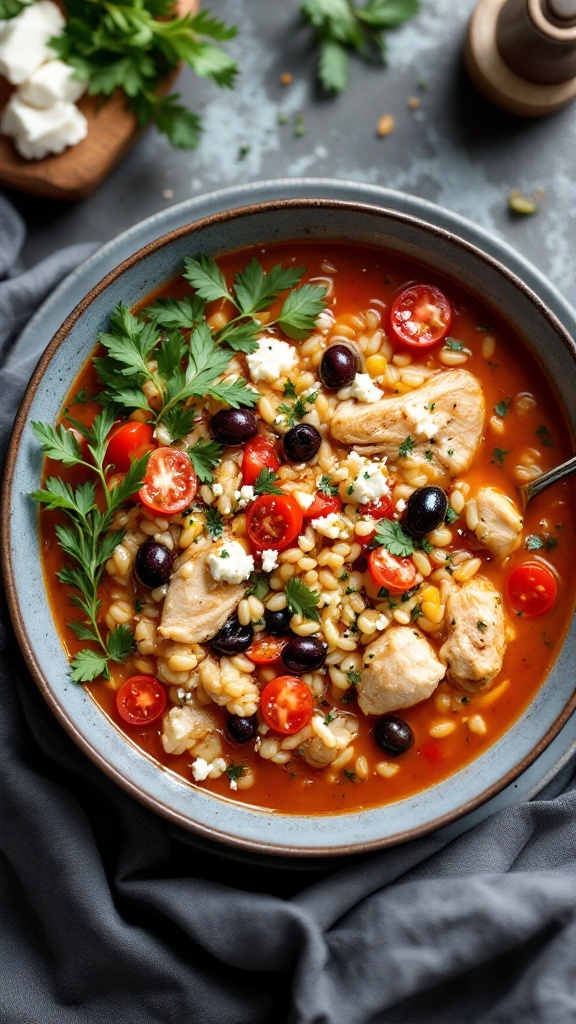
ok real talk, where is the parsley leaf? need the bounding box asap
[142,295,205,330]
[490,448,510,468]
[445,506,459,525]
[253,468,283,496]
[371,519,414,557]
[225,763,245,782]
[301,0,419,95]
[494,397,511,418]
[0,0,30,16]
[245,572,269,601]
[188,439,224,484]
[205,506,223,539]
[50,2,237,150]
[285,578,321,622]
[444,337,464,351]
[536,424,553,447]
[318,475,339,496]
[398,436,415,459]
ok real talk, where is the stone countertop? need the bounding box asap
[7,0,576,304]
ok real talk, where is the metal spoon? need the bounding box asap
[519,453,576,511]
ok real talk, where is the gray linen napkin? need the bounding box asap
[1,192,576,1024]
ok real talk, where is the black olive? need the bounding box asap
[374,714,414,756]
[283,423,322,463]
[134,540,174,588]
[211,409,258,446]
[402,485,448,538]
[225,714,258,744]
[319,343,361,390]
[264,607,292,636]
[211,617,254,655]
[282,635,327,674]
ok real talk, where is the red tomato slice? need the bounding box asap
[246,635,288,664]
[368,547,418,591]
[260,675,314,735]
[116,675,167,726]
[304,492,343,519]
[246,494,303,551]
[390,284,452,349]
[242,436,280,486]
[106,421,155,472]
[138,447,197,515]
[363,494,395,520]
[507,561,558,617]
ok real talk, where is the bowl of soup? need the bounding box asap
[3,199,576,857]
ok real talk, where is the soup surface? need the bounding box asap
[36,242,576,814]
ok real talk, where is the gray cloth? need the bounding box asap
[1,191,575,1024]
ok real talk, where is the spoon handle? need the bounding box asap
[524,453,576,504]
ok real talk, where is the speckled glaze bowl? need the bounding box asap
[3,196,576,858]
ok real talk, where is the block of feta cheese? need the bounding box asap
[1,93,88,160]
[19,60,86,109]
[0,1,65,85]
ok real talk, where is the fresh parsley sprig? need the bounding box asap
[30,412,149,683]
[285,577,320,622]
[183,255,328,348]
[300,0,419,95]
[253,468,283,496]
[188,438,224,484]
[0,0,29,16]
[371,519,414,557]
[49,1,237,150]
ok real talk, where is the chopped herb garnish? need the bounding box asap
[372,519,414,558]
[278,391,318,428]
[346,669,361,686]
[526,534,558,553]
[285,577,320,622]
[447,448,454,457]
[494,397,511,418]
[477,620,488,633]
[283,380,297,399]
[225,763,245,782]
[205,506,224,539]
[343,769,357,783]
[324,710,337,725]
[490,448,510,468]
[424,450,433,463]
[253,468,283,495]
[411,605,423,620]
[318,474,339,497]
[245,571,269,601]
[444,337,464,351]
[536,424,553,447]
[445,506,459,525]
[398,436,415,459]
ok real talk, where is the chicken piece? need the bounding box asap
[465,487,523,558]
[358,626,446,716]
[439,578,506,692]
[158,540,243,645]
[161,703,217,756]
[330,369,485,481]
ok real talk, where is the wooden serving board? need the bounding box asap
[0,0,197,202]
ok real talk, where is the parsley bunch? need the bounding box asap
[30,410,149,683]
[300,0,419,95]
[48,1,237,149]
[0,0,30,16]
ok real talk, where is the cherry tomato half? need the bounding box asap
[138,447,198,515]
[116,675,167,726]
[304,492,343,519]
[241,435,280,486]
[260,675,314,735]
[507,561,558,617]
[390,284,452,349]
[368,547,418,592]
[363,494,395,520]
[246,494,303,551]
[246,635,288,664]
[107,421,155,472]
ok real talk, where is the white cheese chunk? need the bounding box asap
[1,94,87,160]
[191,757,214,782]
[404,396,441,440]
[246,337,298,383]
[261,548,279,573]
[207,541,254,585]
[337,373,382,404]
[233,485,254,509]
[0,1,65,85]
[351,461,389,505]
[311,512,343,539]
[19,59,86,108]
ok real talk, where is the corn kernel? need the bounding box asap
[365,354,387,377]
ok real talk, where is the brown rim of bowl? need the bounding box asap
[2,197,576,858]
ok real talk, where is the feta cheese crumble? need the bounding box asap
[246,337,298,383]
[261,549,280,573]
[337,373,383,404]
[191,757,214,782]
[351,461,389,505]
[207,541,254,584]
[0,1,65,85]
[233,485,254,508]
[404,397,441,439]
[311,512,343,539]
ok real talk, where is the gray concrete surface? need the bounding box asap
[7,0,576,304]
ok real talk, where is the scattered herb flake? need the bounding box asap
[398,436,415,459]
[444,337,464,351]
[494,397,511,418]
[536,424,553,447]
[490,448,510,468]
[477,620,488,633]
[205,506,224,539]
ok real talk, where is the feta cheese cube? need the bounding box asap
[19,59,86,108]
[1,93,87,160]
[246,337,298,383]
[191,757,214,782]
[337,373,382,404]
[233,485,254,509]
[311,511,342,539]
[351,461,389,505]
[261,549,279,573]
[404,396,441,439]
[0,1,65,85]
[207,541,254,584]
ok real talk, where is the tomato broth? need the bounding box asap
[40,242,576,815]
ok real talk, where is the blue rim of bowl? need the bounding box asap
[3,195,576,857]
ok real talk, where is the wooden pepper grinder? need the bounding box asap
[465,0,576,115]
